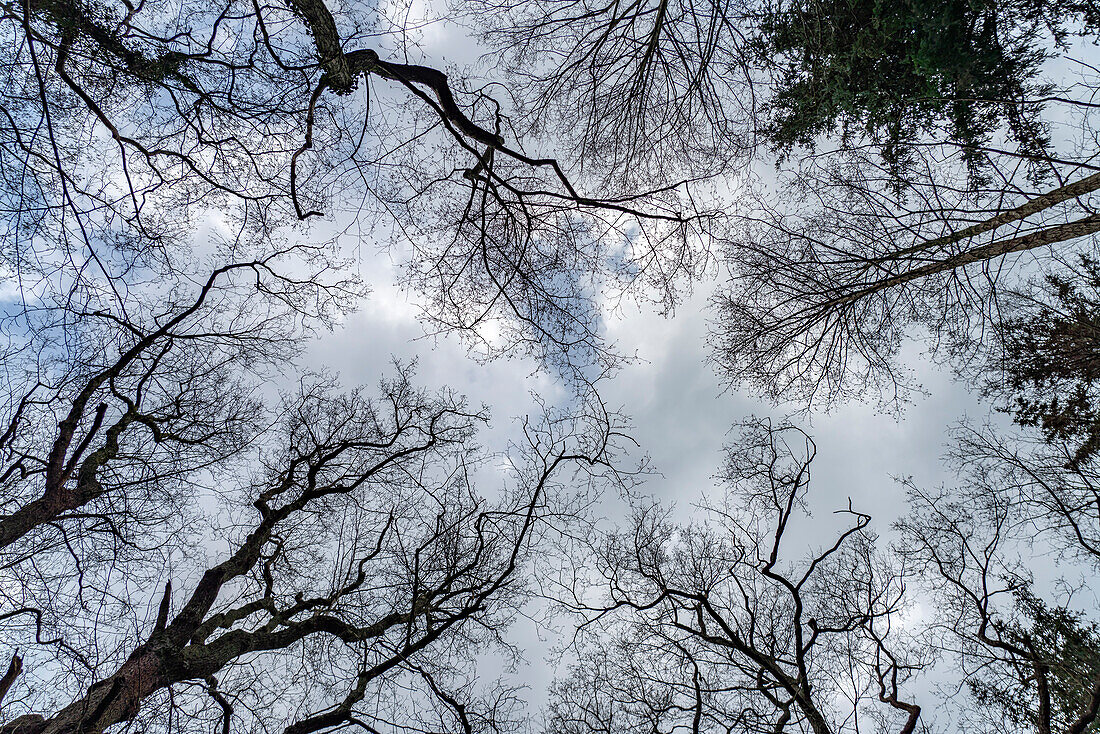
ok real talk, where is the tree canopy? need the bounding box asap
[754,0,1097,174]
[2,0,1100,733]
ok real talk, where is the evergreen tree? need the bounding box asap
[753,0,1097,176]
[969,591,1100,733]
[998,257,1100,465]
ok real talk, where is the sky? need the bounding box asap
[6,2,1098,730]
[314,0,995,529]
[297,1,1022,720]
[305,240,994,714]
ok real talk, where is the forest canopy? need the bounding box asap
[1,1,1099,733]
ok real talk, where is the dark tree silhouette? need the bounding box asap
[3,0,713,379]
[752,0,1097,174]
[983,256,1100,465]
[547,421,920,734]
[0,365,625,733]
[895,421,1100,734]
[968,591,1100,734]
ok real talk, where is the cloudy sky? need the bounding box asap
[292,2,1015,718]
[303,237,992,713]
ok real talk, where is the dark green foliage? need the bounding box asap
[1000,257,1100,465]
[969,591,1100,732]
[752,0,1096,176]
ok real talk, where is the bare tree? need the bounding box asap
[547,421,919,734]
[548,415,1100,734]
[0,235,369,714]
[0,249,358,549]
[433,0,1100,405]
[12,4,1100,734]
[462,0,760,187]
[0,365,625,734]
[894,420,1100,734]
[712,102,1100,406]
[0,3,714,730]
[3,0,715,379]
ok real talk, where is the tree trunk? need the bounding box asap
[824,214,1100,312]
[3,646,169,734]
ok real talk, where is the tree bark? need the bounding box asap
[1,646,167,734]
[822,214,1100,312]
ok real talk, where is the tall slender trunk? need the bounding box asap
[821,214,1100,313]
